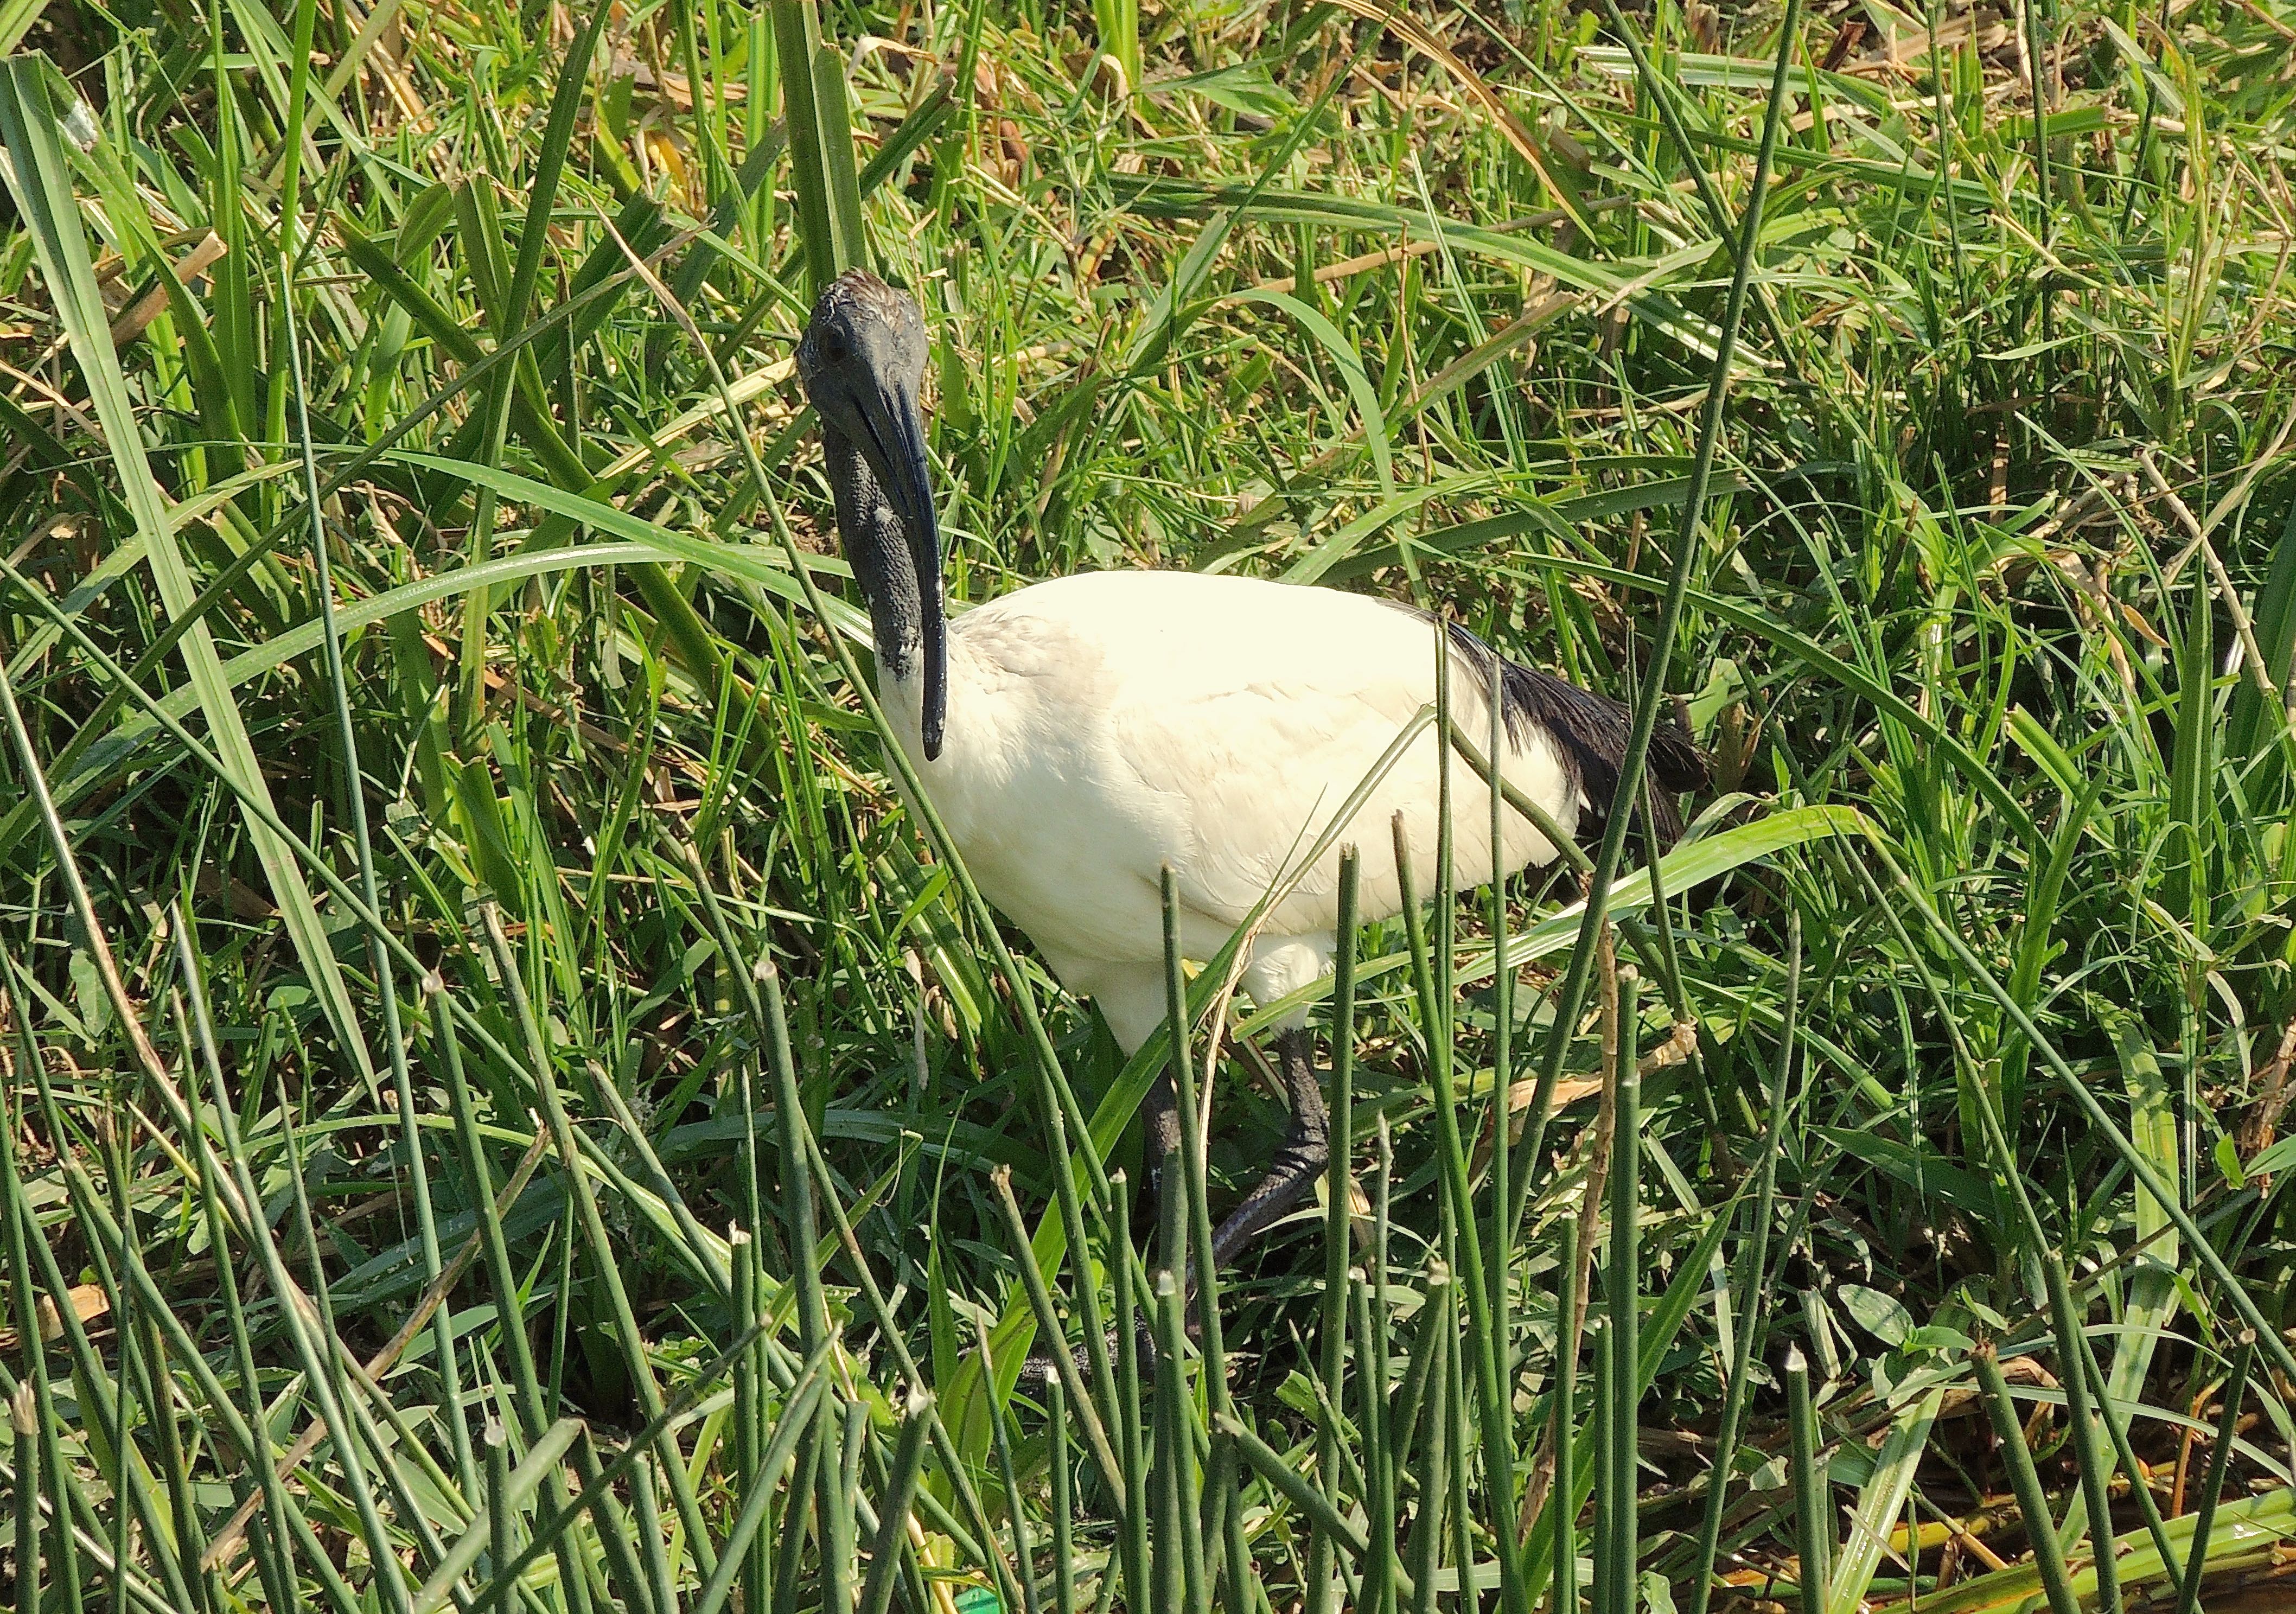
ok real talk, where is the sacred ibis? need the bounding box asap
[796,267,1705,1296]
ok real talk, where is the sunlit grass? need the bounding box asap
[3,0,2295,1608]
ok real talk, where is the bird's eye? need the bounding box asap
[822,332,850,363]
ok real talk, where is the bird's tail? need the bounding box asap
[1443,621,1710,846]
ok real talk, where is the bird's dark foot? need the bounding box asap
[1016,1319,1159,1397]
[1207,1026,1330,1271]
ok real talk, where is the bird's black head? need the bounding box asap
[799,269,946,758]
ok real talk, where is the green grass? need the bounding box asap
[4,0,2296,1608]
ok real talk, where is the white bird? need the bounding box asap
[797,269,1705,1281]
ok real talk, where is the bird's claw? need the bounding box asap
[1015,1320,1163,1397]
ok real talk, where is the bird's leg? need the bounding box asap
[1207,1026,1330,1271]
[1132,1069,1184,1369]
[1140,1067,1184,1264]
[1021,1041,1326,1391]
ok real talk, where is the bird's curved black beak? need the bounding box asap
[854,373,946,760]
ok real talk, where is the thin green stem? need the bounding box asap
[1510,0,1808,1255]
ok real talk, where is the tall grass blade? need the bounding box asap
[1112,1169,1151,1614]
[1787,1347,1829,1614]
[1606,967,1640,1614]
[1551,1214,1581,1614]
[2045,1255,2122,1613]
[773,0,865,290]
[2174,1334,2256,1614]
[1592,1322,1622,1614]
[1047,1375,1078,1614]
[860,1389,935,1614]
[1972,1344,2082,1614]
[1311,850,1361,1614]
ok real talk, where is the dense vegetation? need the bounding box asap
[2,0,2295,1607]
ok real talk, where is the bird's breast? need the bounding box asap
[877,607,1188,965]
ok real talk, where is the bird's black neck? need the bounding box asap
[824,426,930,682]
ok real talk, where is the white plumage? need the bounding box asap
[874,569,1579,1051]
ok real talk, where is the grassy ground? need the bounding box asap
[3,0,2296,1607]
